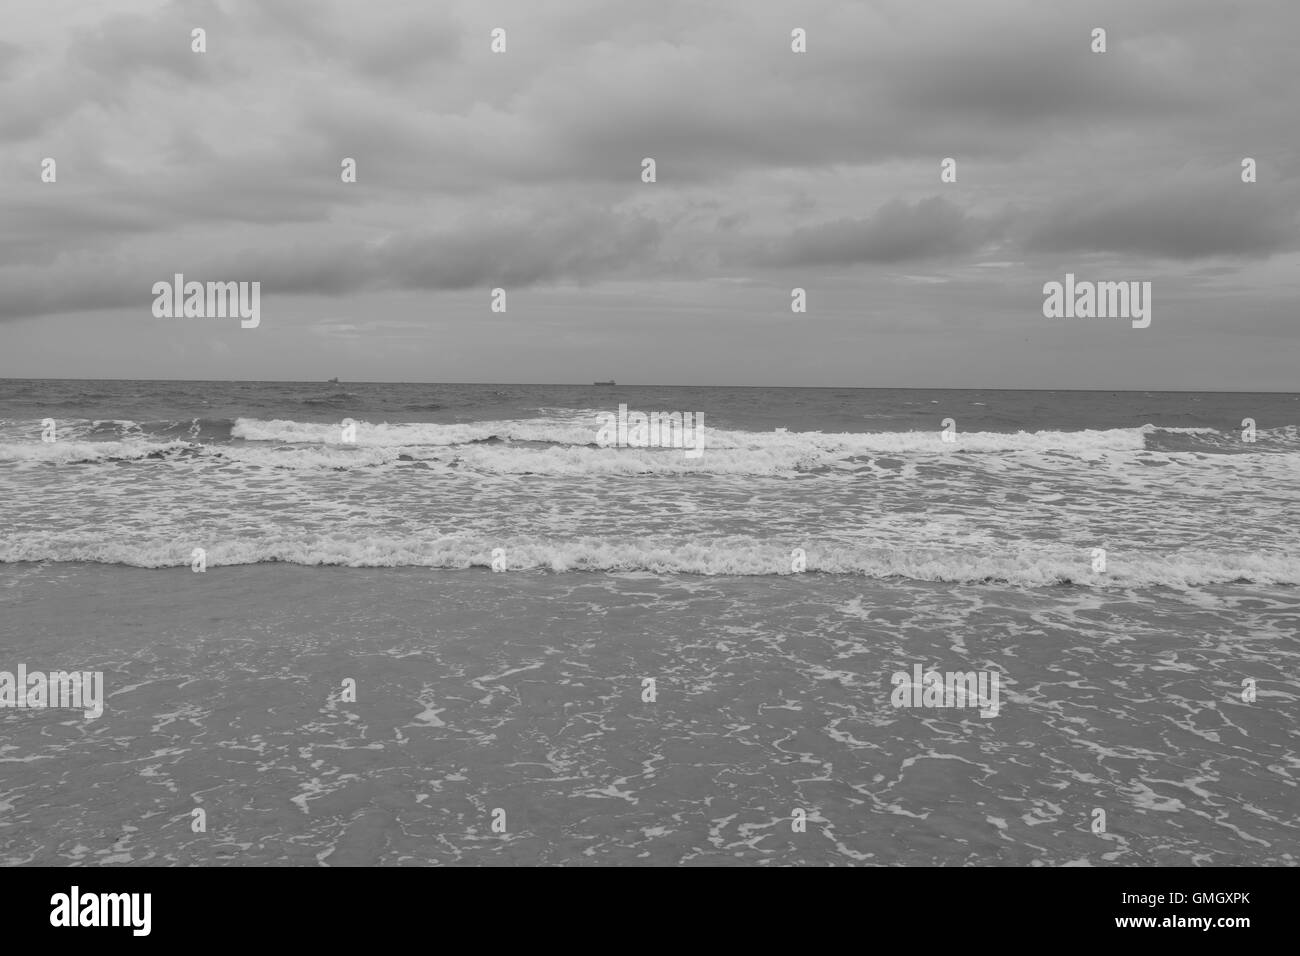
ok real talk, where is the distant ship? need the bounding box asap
[593,379,616,386]
[328,377,340,384]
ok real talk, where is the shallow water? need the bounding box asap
[1,565,1296,865]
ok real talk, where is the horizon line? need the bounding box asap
[0,376,1297,395]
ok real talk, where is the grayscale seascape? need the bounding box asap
[1,1,1297,872]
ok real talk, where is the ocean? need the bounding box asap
[1,379,1297,865]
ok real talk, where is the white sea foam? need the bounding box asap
[1,533,1296,586]
[4,431,1298,477]
[10,417,1292,465]
[0,440,195,463]
[1140,425,1219,434]
[230,417,597,446]
[233,416,1153,453]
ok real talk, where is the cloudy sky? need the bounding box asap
[1,0,1296,388]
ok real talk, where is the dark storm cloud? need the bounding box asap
[878,4,1202,125]
[240,207,665,297]
[1027,180,1299,260]
[746,198,1008,267]
[72,2,229,91]
[1,197,159,244]
[0,206,663,320]
[378,210,663,290]
[244,0,462,80]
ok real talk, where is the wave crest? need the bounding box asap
[1,534,1295,586]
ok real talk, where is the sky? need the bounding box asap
[0,0,1297,388]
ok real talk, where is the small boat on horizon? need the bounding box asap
[593,379,616,386]
[328,377,340,384]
